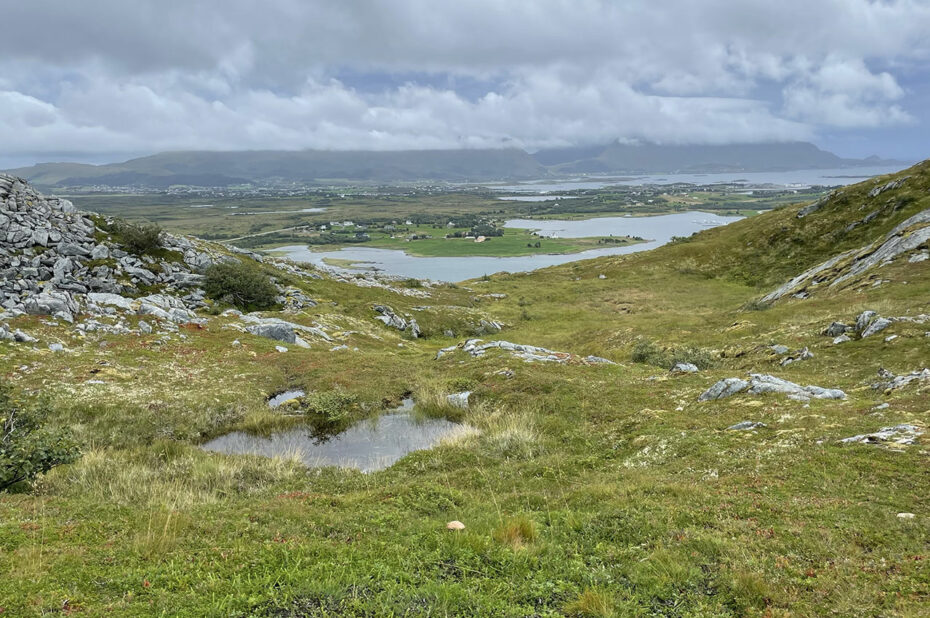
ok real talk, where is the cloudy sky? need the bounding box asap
[2,0,929,167]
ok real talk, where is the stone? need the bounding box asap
[138,320,153,334]
[446,521,465,531]
[87,292,136,311]
[823,322,849,337]
[446,391,471,409]
[48,343,64,352]
[861,317,893,338]
[840,424,923,446]
[727,421,766,430]
[90,244,110,260]
[699,378,749,401]
[275,345,288,353]
[897,512,916,519]
[671,362,699,373]
[833,334,852,344]
[246,322,297,344]
[57,242,91,257]
[770,345,790,355]
[856,310,877,333]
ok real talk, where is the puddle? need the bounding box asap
[202,399,464,472]
[268,389,306,408]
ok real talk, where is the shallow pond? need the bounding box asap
[201,402,464,473]
[275,211,740,281]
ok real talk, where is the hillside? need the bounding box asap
[1,164,928,616]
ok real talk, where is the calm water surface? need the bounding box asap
[202,403,463,473]
[277,211,740,281]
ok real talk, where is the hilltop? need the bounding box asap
[1,162,928,616]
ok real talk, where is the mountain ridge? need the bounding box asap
[5,142,909,189]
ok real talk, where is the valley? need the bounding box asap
[1,161,928,615]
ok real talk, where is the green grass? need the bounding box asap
[0,162,928,615]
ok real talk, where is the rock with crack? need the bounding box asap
[671,362,699,374]
[700,374,846,402]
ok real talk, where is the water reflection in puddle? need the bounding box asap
[202,399,464,472]
[268,390,306,408]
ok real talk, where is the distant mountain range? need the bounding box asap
[5,142,907,188]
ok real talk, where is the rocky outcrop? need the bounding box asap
[373,305,420,338]
[0,173,222,325]
[699,374,846,402]
[763,205,930,303]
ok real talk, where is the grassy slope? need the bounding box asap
[0,164,928,616]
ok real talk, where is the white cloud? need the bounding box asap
[0,0,928,160]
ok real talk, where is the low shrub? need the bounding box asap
[1,385,80,492]
[115,219,163,255]
[203,259,279,310]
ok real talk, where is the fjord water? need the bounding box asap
[201,406,464,473]
[278,211,740,281]
[487,164,905,192]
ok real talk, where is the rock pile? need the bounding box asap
[0,173,220,326]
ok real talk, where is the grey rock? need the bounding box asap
[770,345,790,355]
[446,391,471,409]
[833,334,852,344]
[246,322,297,344]
[840,424,923,446]
[861,317,893,338]
[727,421,767,431]
[58,242,91,257]
[138,320,153,334]
[699,378,750,401]
[856,310,877,333]
[700,374,845,402]
[671,362,699,373]
[823,322,849,337]
[90,244,110,260]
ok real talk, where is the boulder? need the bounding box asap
[246,323,297,344]
[861,317,893,338]
[671,362,699,373]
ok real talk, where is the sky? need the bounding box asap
[1,0,929,168]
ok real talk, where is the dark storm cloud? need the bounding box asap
[1,0,929,163]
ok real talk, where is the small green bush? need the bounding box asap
[303,390,358,421]
[1,385,80,492]
[115,219,163,255]
[203,259,279,311]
